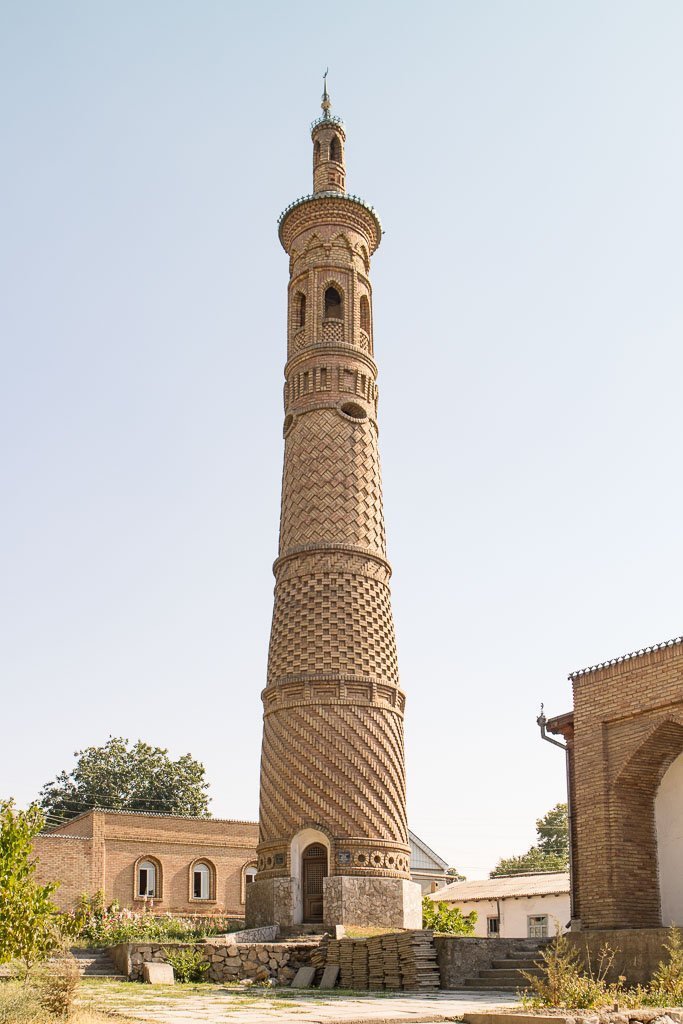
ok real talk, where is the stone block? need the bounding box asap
[226,925,280,944]
[245,877,295,928]
[142,963,174,985]
[291,966,316,988]
[319,965,340,989]
[323,876,422,928]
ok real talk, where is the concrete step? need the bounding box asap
[458,979,522,991]
[491,959,542,970]
[478,968,543,980]
[69,948,125,978]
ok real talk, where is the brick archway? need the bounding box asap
[613,718,683,927]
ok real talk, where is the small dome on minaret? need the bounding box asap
[311,71,346,194]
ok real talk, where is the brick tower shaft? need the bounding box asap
[247,81,421,929]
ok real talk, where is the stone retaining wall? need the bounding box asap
[434,936,543,988]
[565,929,672,986]
[109,941,316,984]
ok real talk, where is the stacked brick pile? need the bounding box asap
[381,934,402,989]
[397,930,440,991]
[352,940,369,989]
[310,933,329,977]
[367,935,384,989]
[324,932,440,991]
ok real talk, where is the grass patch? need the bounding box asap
[342,926,404,939]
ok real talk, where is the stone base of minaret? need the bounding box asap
[246,877,422,930]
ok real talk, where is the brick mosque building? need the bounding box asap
[546,635,683,932]
[33,811,259,918]
[246,78,421,930]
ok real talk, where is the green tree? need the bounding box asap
[422,895,476,934]
[536,803,569,860]
[38,737,210,824]
[446,866,466,881]
[0,801,64,971]
[491,802,569,877]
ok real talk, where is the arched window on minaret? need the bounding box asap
[360,295,370,333]
[314,141,321,167]
[329,135,341,163]
[294,292,306,328]
[324,286,343,320]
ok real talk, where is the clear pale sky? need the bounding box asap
[2,1,682,879]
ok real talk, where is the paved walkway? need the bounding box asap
[88,985,518,1024]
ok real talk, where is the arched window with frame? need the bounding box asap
[360,295,370,333]
[329,135,341,163]
[191,861,213,901]
[136,858,161,899]
[324,286,343,321]
[314,140,321,167]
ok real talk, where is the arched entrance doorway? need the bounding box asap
[656,750,683,925]
[302,843,327,923]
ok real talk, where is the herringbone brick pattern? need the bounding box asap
[279,409,386,557]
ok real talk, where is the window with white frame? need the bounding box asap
[192,862,211,900]
[137,860,157,898]
[487,916,500,936]
[527,914,548,938]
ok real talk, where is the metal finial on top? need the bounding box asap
[321,68,331,117]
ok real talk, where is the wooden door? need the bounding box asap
[302,843,327,923]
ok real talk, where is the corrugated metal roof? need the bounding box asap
[429,871,569,902]
[569,635,682,679]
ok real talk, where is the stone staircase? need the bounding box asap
[70,948,127,980]
[459,944,546,991]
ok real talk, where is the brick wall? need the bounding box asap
[33,810,258,915]
[569,642,683,929]
[33,835,94,909]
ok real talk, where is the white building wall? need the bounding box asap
[655,751,683,926]
[439,892,570,938]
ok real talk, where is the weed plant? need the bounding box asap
[521,925,683,1010]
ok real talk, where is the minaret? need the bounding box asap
[246,79,421,929]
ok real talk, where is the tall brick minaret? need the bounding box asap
[246,79,421,929]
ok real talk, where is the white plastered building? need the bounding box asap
[428,871,570,938]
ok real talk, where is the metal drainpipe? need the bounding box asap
[536,705,575,925]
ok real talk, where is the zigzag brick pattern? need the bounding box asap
[259,706,408,846]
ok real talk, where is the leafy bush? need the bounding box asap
[639,925,683,1006]
[162,947,210,983]
[0,801,67,972]
[70,891,236,945]
[422,895,477,935]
